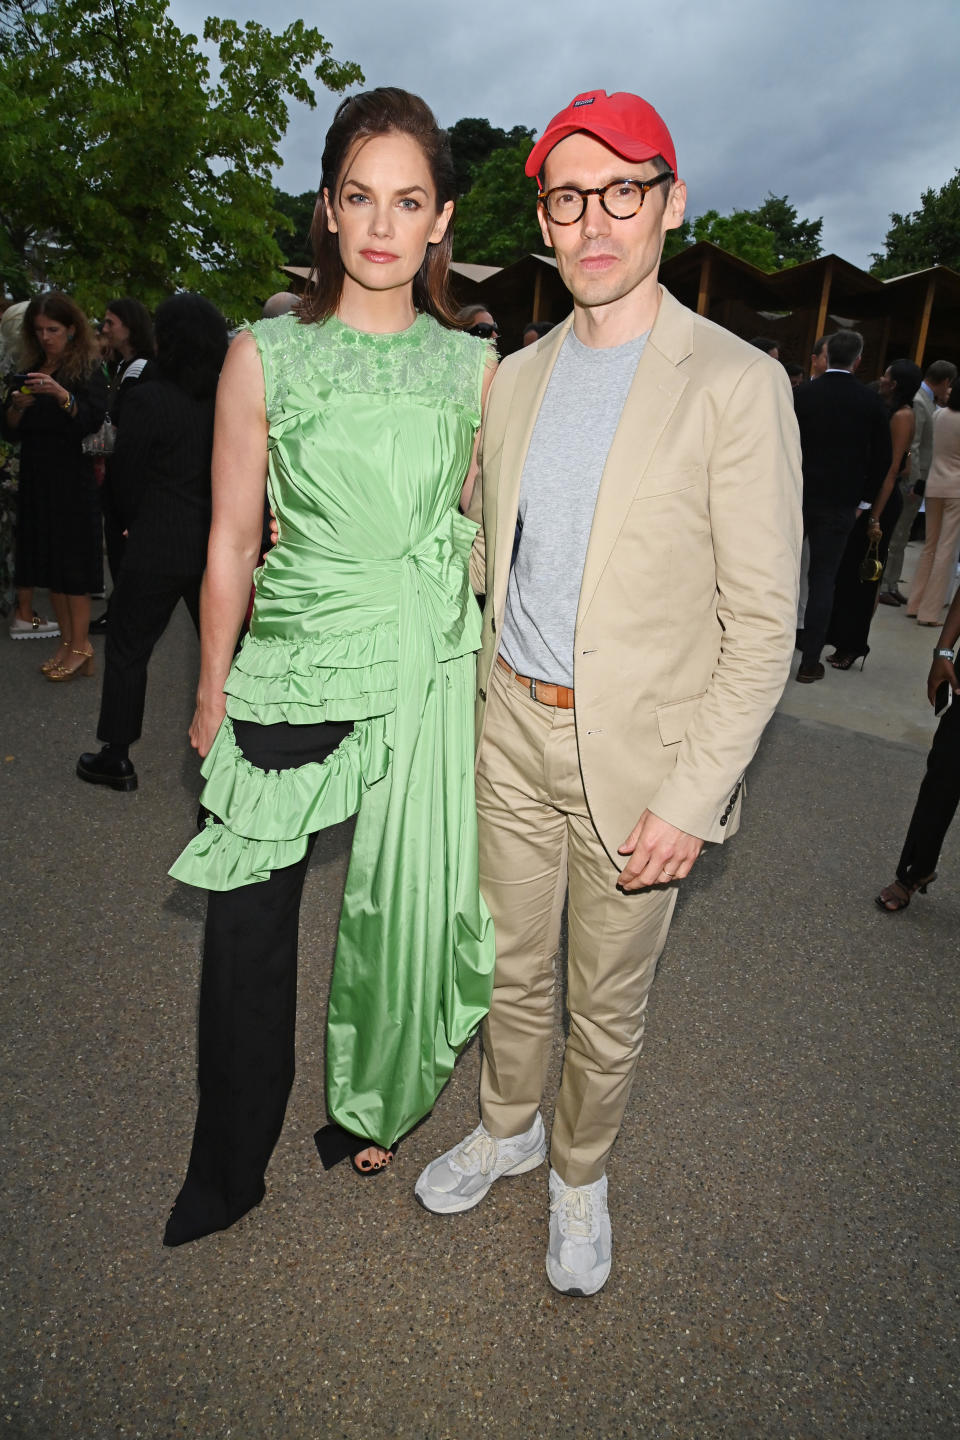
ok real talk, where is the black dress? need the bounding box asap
[826,404,908,660]
[2,367,107,595]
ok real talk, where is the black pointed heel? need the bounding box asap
[163,1173,265,1247]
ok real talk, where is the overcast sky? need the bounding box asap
[168,0,959,270]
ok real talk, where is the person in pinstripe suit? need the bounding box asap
[76,294,228,792]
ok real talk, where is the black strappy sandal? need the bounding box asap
[314,1123,398,1177]
[874,872,936,912]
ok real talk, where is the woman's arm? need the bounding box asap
[189,332,269,757]
[928,582,960,704]
[460,352,498,514]
[869,408,914,529]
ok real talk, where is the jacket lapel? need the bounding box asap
[577,289,692,625]
[493,315,573,613]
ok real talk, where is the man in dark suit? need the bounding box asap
[76,294,228,791]
[793,329,891,682]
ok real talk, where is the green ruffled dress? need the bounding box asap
[170,311,495,1149]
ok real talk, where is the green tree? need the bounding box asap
[871,170,960,277]
[447,117,534,196]
[661,194,822,271]
[689,209,780,270]
[453,140,543,266]
[272,187,318,268]
[751,193,823,266]
[0,0,361,318]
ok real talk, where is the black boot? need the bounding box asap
[76,745,138,792]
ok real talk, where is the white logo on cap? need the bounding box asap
[573,97,595,107]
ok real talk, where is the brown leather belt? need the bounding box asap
[496,654,575,709]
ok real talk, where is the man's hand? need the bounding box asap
[617,810,703,891]
[268,509,279,549]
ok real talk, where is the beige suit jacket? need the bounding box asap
[468,286,803,865]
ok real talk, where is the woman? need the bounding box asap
[94,297,157,632]
[1,293,107,679]
[826,359,922,670]
[458,302,499,343]
[875,582,960,911]
[76,294,228,793]
[906,380,960,626]
[164,88,497,1246]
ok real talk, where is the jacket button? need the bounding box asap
[479,688,487,701]
[720,816,727,827]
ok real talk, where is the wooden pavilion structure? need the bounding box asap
[280,248,960,375]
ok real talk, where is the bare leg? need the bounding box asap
[46,592,73,668]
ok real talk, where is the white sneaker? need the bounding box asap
[415,1114,546,1214]
[9,613,60,640]
[546,1169,612,1296]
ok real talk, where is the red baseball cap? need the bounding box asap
[525,89,677,181]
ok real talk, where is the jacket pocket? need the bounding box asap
[655,693,706,746]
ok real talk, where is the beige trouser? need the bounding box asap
[476,659,677,1187]
[908,496,960,624]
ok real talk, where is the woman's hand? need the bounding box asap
[928,655,958,706]
[189,692,227,757]
[25,373,69,405]
[5,389,34,416]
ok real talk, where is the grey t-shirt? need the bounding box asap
[499,327,649,688]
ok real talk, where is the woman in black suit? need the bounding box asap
[76,294,228,791]
[826,360,921,669]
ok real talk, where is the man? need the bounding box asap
[793,329,891,683]
[415,89,802,1296]
[810,334,829,380]
[880,360,957,605]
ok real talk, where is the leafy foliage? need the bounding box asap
[453,141,544,266]
[447,117,535,196]
[272,188,318,269]
[870,171,960,277]
[750,193,823,267]
[0,0,362,320]
[662,192,823,271]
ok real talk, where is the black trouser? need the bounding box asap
[896,697,960,885]
[827,489,904,658]
[801,502,858,666]
[97,568,201,745]
[165,717,352,1244]
[100,473,126,600]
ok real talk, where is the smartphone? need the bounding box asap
[9,372,31,387]
[935,680,953,718]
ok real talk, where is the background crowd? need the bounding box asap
[2,282,958,903]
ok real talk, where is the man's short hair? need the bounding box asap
[261,291,300,319]
[750,336,778,356]
[812,334,829,357]
[925,359,958,385]
[826,329,863,370]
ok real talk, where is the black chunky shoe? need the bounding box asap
[76,748,138,792]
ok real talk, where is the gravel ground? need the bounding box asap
[2,559,957,1440]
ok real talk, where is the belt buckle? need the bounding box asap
[530,677,538,702]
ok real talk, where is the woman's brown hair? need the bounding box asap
[298,88,460,329]
[21,293,100,386]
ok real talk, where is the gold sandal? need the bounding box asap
[41,641,72,674]
[45,645,95,682]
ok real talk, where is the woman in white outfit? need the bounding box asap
[907,381,960,626]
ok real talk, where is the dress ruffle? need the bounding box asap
[169,715,390,890]
[225,623,398,725]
